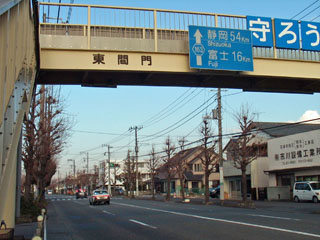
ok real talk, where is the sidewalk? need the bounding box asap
[136,194,320,214]
[14,221,37,240]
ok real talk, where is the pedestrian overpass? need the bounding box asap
[1,0,320,230]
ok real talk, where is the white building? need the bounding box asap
[223,122,320,200]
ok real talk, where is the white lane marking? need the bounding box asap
[102,210,115,216]
[248,214,300,221]
[188,207,199,210]
[129,219,157,229]
[113,202,320,238]
[89,206,94,209]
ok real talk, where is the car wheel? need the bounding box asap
[106,201,110,205]
[312,196,319,203]
[294,196,300,202]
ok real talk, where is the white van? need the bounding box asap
[293,181,320,203]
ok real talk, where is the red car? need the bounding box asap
[89,189,110,205]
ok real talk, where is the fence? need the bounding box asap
[38,2,320,61]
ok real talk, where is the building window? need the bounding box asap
[193,164,203,172]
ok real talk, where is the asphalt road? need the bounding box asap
[46,195,320,240]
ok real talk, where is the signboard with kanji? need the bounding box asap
[268,129,320,171]
[247,16,320,51]
[188,26,253,72]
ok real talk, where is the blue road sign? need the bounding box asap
[274,18,300,50]
[247,16,273,48]
[189,26,253,71]
[301,21,320,52]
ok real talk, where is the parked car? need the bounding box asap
[89,189,110,205]
[75,188,87,199]
[210,185,220,198]
[293,181,320,203]
[47,189,53,195]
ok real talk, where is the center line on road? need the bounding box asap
[129,219,157,229]
[248,214,300,221]
[113,202,320,238]
[103,210,115,216]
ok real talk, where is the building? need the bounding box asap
[223,122,320,200]
[268,128,320,186]
[155,146,219,195]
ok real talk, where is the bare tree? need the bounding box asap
[199,119,219,204]
[123,150,135,198]
[112,163,120,190]
[22,86,71,203]
[22,91,38,202]
[163,136,176,201]
[176,137,188,201]
[147,145,160,200]
[229,105,263,204]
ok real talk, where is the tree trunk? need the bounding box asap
[24,171,32,202]
[179,175,185,200]
[166,176,171,201]
[151,175,155,200]
[241,168,247,203]
[205,171,210,204]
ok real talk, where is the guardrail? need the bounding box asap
[38,2,319,62]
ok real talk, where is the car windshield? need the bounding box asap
[310,182,320,190]
[94,190,108,195]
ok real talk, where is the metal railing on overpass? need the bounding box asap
[39,2,320,62]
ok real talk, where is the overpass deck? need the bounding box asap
[38,3,320,93]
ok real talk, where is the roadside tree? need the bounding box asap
[199,119,219,204]
[163,136,176,201]
[229,105,265,204]
[147,145,160,200]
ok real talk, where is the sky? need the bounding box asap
[38,0,320,177]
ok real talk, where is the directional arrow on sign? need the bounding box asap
[193,29,204,66]
[194,29,203,44]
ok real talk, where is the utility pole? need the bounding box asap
[57,167,60,194]
[102,144,112,194]
[129,126,142,197]
[80,151,89,192]
[217,88,224,203]
[68,159,76,178]
[108,145,111,194]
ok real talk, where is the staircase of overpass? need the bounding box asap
[0,0,320,230]
[0,0,38,229]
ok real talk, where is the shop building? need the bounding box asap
[223,122,320,200]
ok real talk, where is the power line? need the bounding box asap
[143,89,203,128]
[311,14,320,21]
[300,5,320,20]
[291,0,319,19]
[140,93,217,142]
[137,117,320,159]
[141,88,193,126]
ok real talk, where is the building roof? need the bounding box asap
[224,121,320,152]
[184,171,203,181]
[251,122,320,138]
